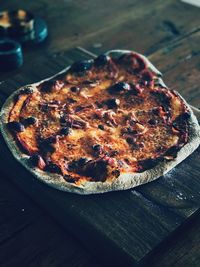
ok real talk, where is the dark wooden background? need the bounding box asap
[0,0,200,266]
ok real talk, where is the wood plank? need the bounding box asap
[149,29,200,107]
[0,45,200,265]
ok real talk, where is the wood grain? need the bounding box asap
[0,47,200,266]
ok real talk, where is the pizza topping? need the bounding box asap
[45,162,61,173]
[104,98,120,109]
[119,53,146,72]
[20,87,34,95]
[40,79,64,93]
[7,121,25,132]
[39,137,56,153]
[70,60,93,73]
[21,116,37,127]
[148,119,158,125]
[126,137,136,144]
[30,154,46,169]
[108,81,131,94]
[92,144,103,156]
[70,86,80,92]
[94,54,110,66]
[98,124,104,130]
[8,52,191,184]
[60,127,71,136]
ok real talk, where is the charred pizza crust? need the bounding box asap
[0,50,200,194]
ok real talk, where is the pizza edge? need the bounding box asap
[0,49,200,195]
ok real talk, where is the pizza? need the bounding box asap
[0,49,200,194]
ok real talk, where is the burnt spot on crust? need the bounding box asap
[137,158,162,172]
[67,157,108,182]
[82,159,108,181]
[164,146,179,159]
[172,112,190,131]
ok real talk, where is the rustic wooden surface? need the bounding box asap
[0,0,200,266]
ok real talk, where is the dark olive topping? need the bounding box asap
[21,87,34,94]
[60,127,71,136]
[98,124,104,130]
[7,121,25,132]
[70,60,93,73]
[70,86,80,92]
[21,117,37,127]
[126,137,135,144]
[77,157,89,166]
[40,80,56,93]
[104,98,120,109]
[108,82,131,94]
[60,116,67,124]
[29,154,46,169]
[94,54,110,66]
[92,144,102,152]
[45,163,61,173]
[63,175,75,183]
[148,119,158,125]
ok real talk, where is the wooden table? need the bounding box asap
[0,1,200,266]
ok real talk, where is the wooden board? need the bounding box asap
[0,46,200,266]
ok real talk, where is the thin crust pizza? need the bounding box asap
[0,50,200,194]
